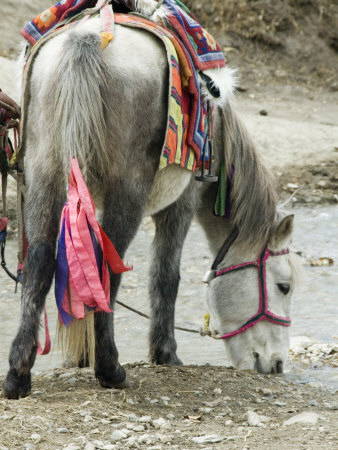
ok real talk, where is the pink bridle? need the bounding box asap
[204,229,291,339]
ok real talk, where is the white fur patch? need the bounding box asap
[135,0,158,16]
[199,67,238,108]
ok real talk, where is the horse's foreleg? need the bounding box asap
[94,184,146,389]
[2,180,63,399]
[149,180,196,365]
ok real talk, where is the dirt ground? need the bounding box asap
[1,364,338,449]
[0,1,337,449]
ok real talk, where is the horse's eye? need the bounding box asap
[277,283,290,295]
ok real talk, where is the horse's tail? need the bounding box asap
[221,104,277,244]
[46,29,113,179]
[48,30,113,366]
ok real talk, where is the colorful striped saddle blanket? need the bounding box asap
[21,0,226,171]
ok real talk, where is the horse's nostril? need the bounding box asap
[253,352,259,359]
[276,360,283,374]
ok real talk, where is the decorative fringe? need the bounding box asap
[55,158,132,364]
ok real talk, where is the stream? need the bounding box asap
[0,206,337,390]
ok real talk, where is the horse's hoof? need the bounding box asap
[96,364,129,389]
[112,376,131,389]
[2,369,31,399]
[151,350,183,366]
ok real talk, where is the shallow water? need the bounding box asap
[0,206,337,389]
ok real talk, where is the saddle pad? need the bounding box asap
[115,13,207,171]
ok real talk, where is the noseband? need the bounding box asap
[204,229,291,339]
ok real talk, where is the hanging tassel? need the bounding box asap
[55,158,132,326]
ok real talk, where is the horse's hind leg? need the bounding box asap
[149,180,196,365]
[2,174,63,399]
[94,182,147,388]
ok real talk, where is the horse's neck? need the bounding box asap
[196,182,233,257]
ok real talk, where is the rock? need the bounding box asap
[63,445,81,450]
[324,402,338,410]
[138,434,155,444]
[124,436,139,448]
[59,371,76,379]
[30,434,41,444]
[138,415,152,423]
[213,388,222,394]
[23,445,36,450]
[284,412,319,426]
[31,391,44,397]
[203,398,224,407]
[261,388,273,397]
[84,444,96,450]
[309,399,319,407]
[66,377,78,384]
[156,433,172,444]
[128,413,139,422]
[152,417,170,429]
[56,427,69,433]
[274,401,287,407]
[192,434,223,444]
[111,430,127,441]
[247,410,270,426]
[131,424,145,432]
[90,441,105,449]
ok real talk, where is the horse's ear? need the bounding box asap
[271,214,294,248]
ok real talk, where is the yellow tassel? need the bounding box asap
[9,150,17,167]
[203,313,210,332]
[100,32,114,50]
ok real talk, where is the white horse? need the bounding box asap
[3,16,298,399]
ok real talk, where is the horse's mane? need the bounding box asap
[221,103,277,245]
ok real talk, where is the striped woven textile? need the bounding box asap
[163,0,225,70]
[115,13,207,171]
[21,0,92,45]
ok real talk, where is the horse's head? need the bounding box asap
[206,214,298,374]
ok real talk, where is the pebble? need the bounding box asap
[152,417,170,429]
[191,434,223,444]
[66,377,78,384]
[59,371,76,379]
[138,415,152,423]
[63,445,81,450]
[56,427,69,433]
[30,433,41,444]
[111,430,127,441]
[124,436,137,448]
[31,391,44,397]
[213,388,222,394]
[309,399,319,407]
[128,413,139,422]
[138,433,155,444]
[247,410,270,427]
[283,412,319,426]
[131,424,145,432]
[274,401,287,407]
[324,402,338,410]
[204,398,224,407]
[84,444,96,450]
